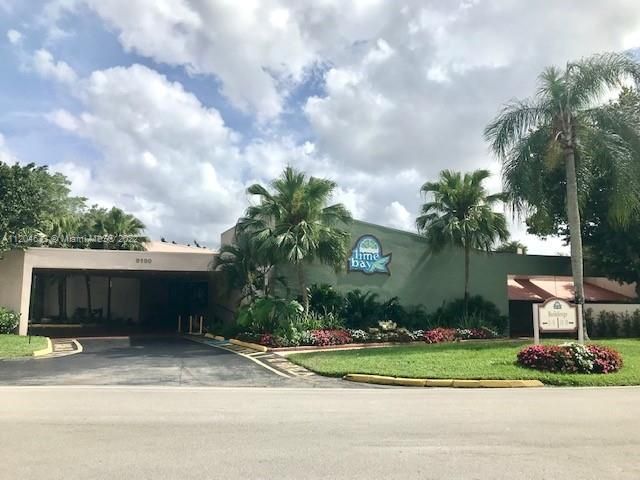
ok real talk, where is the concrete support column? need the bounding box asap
[0,250,33,335]
[17,262,33,336]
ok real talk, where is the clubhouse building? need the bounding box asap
[0,220,636,337]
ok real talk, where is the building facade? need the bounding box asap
[274,220,637,335]
[0,220,636,337]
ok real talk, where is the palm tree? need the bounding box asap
[214,230,274,305]
[484,52,640,341]
[92,207,148,250]
[238,166,352,314]
[416,169,509,315]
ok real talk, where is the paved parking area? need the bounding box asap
[0,336,355,388]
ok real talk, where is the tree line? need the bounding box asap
[0,162,147,253]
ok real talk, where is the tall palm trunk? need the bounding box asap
[563,145,587,342]
[297,263,309,314]
[463,244,470,316]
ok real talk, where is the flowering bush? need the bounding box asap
[517,343,622,374]
[348,329,369,342]
[464,327,498,339]
[424,327,498,343]
[0,307,19,334]
[424,328,457,344]
[587,345,624,373]
[259,333,278,347]
[311,329,353,347]
[378,320,397,331]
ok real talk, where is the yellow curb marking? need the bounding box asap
[33,338,53,357]
[343,374,544,388]
[204,333,226,341]
[33,338,83,359]
[229,338,269,353]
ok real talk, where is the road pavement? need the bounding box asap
[1,386,639,479]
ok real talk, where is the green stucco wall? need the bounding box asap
[278,220,573,316]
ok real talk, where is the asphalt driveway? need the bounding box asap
[0,336,343,387]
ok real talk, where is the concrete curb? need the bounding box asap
[33,337,53,357]
[229,338,269,353]
[343,374,544,388]
[200,333,269,353]
[72,339,83,354]
[204,333,226,341]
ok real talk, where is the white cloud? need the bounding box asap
[44,63,321,246]
[32,49,77,84]
[6,29,22,44]
[46,109,79,131]
[384,201,414,231]
[0,133,18,164]
[73,0,316,120]
[22,0,640,254]
[56,64,245,244]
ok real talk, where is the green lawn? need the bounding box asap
[0,334,48,358]
[289,339,640,386]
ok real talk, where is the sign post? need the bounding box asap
[533,298,578,344]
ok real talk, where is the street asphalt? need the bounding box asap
[1,385,639,479]
[0,336,348,387]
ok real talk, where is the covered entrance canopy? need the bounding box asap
[30,269,210,336]
[0,242,227,336]
[508,276,634,302]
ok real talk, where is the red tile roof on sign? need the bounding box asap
[507,277,633,302]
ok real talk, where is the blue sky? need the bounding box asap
[1,0,639,251]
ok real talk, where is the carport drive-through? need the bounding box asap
[0,245,235,337]
[30,269,210,337]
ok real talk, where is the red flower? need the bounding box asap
[311,329,353,347]
[424,328,457,344]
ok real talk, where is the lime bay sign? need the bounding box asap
[348,235,391,275]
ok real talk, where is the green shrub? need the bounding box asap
[343,290,381,328]
[299,311,344,330]
[237,297,303,333]
[430,296,507,333]
[380,296,406,323]
[621,313,633,338]
[593,311,607,337]
[0,307,19,334]
[220,322,243,339]
[402,305,433,330]
[633,310,640,337]
[307,284,345,316]
[589,309,640,338]
[604,312,620,338]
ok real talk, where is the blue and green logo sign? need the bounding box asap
[348,235,391,275]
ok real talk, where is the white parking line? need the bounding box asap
[184,336,292,379]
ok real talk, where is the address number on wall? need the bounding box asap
[136,258,153,264]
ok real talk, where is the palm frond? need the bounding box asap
[484,98,548,158]
[568,52,640,109]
